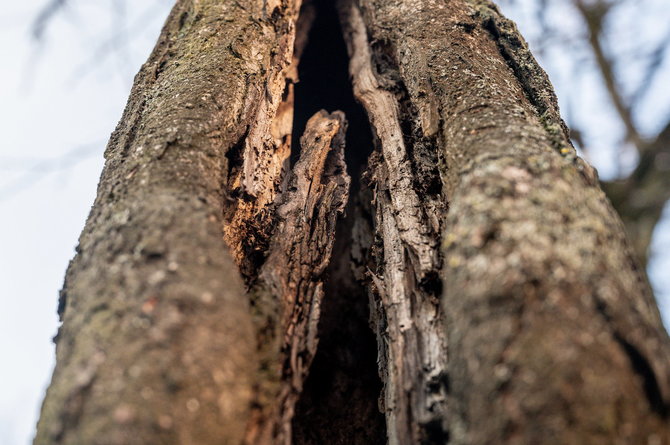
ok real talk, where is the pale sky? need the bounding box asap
[0,1,172,443]
[0,1,668,444]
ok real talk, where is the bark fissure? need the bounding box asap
[614,333,668,417]
[594,297,669,417]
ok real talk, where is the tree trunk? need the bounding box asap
[35,0,670,444]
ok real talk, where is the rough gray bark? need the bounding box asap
[35,0,670,444]
[34,0,309,443]
[338,0,670,443]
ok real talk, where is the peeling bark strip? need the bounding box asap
[245,111,350,444]
[338,2,449,445]
[339,0,670,443]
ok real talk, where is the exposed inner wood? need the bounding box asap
[223,0,310,279]
[338,2,450,444]
[245,110,351,444]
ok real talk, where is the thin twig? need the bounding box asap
[0,141,103,201]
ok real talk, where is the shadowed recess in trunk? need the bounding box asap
[290,1,386,444]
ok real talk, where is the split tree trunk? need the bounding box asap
[35,0,670,444]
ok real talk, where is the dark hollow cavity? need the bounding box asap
[291,0,373,190]
[291,1,386,444]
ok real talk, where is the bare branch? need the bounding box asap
[575,0,644,150]
[32,0,67,40]
[603,120,670,264]
[0,141,101,201]
[631,26,670,107]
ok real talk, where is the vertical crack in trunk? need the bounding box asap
[224,1,448,443]
[290,1,386,443]
[230,2,386,443]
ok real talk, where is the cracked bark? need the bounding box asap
[35,0,670,444]
[338,0,670,443]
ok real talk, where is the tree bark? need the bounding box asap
[35,0,670,444]
[338,0,670,443]
[35,1,307,443]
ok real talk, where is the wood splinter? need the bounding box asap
[248,110,351,445]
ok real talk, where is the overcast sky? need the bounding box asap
[0,1,668,444]
[0,1,172,443]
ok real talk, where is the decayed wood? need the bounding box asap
[245,110,350,444]
[222,0,307,279]
[339,3,449,445]
[339,0,670,443]
[34,1,305,443]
